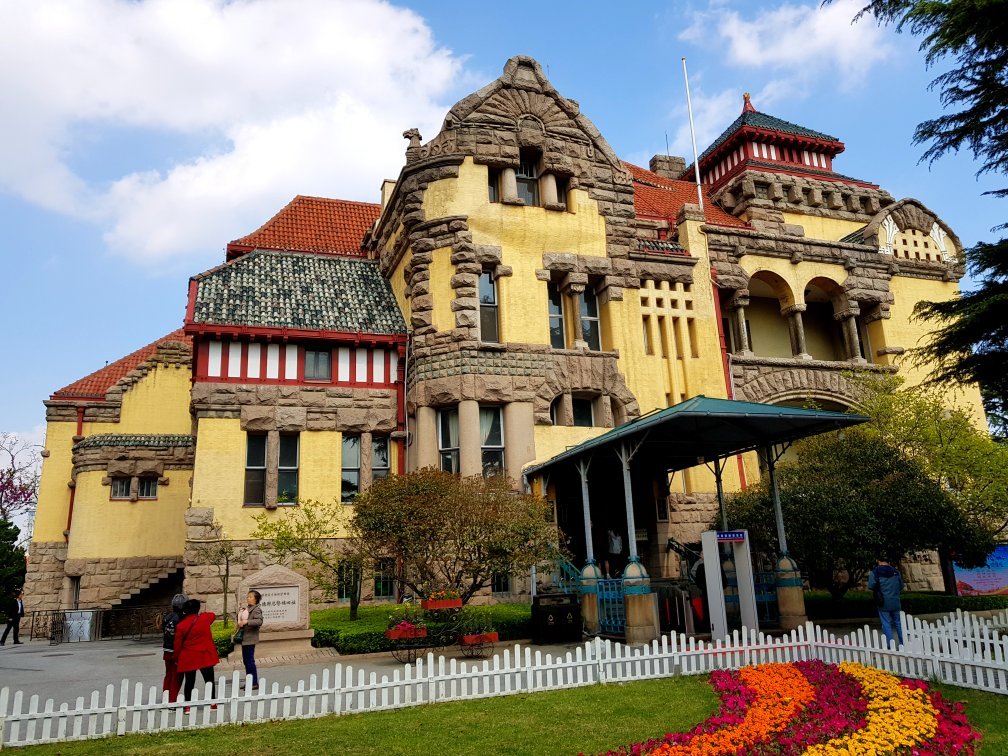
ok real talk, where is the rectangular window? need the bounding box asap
[479,406,504,478]
[372,436,390,480]
[547,282,566,349]
[277,434,299,503]
[488,168,500,203]
[642,314,653,354]
[137,477,158,500]
[555,176,569,208]
[305,349,332,381]
[337,562,359,601]
[374,558,395,599]
[110,477,131,500]
[479,271,500,343]
[492,572,511,594]
[581,288,601,351]
[244,433,267,506]
[572,398,594,428]
[658,316,669,358]
[341,434,360,502]
[517,150,540,206]
[438,408,460,473]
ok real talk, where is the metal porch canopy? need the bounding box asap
[524,395,870,479]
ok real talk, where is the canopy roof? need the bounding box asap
[524,395,869,477]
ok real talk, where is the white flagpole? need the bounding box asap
[681,56,704,212]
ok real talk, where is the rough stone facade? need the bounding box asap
[730,356,897,406]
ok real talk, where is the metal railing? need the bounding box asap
[28,606,167,645]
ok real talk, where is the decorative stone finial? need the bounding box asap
[742,92,755,113]
[403,128,422,164]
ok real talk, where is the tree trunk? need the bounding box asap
[349,568,361,621]
[938,548,959,595]
[222,560,230,627]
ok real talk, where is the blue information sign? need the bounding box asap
[716,530,746,543]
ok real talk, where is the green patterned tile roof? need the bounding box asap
[191,250,406,335]
[699,110,839,163]
[73,434,194,451]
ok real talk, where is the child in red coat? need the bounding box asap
[173,599,220,705]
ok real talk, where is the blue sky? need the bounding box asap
[1,0,1002,443]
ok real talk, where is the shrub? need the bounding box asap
[211,622,236,658]
[805,591,1008,620]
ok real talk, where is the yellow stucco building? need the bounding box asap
[26,56,982,614]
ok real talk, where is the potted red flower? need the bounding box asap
[421,588,463,610]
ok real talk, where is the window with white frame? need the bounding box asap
[341,434,360,502]
[277,434,299,503]
[581,288,602,350]
[305,349,331,381]
[479,271,500,343]
[372,436,390,480]
[480,406,504,478]
[547,282,566,349]
[438,408,460,473]
[110,477,131,500]
[244,433,267,506]
[137,477,158,499]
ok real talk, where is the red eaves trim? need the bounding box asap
[184,322,405,345]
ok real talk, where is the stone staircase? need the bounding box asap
[109,563,185,608]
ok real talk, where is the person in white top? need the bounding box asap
[606,529,624,578]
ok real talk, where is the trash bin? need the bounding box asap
[531,593,581,644]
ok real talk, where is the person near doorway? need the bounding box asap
[606,528,624,578]
[867,556,904,647]
[174,599,219,707]
[1,589,25,645]
[689,556,710,631]
[236,590,263,691]
[161,593,187,701]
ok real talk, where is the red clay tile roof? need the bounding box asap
[51,329,190,400]
[227,195,381,257]
[623,162,747,228]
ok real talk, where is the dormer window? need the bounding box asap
[516,149,540,206]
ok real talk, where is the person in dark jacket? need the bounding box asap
[1,589,25,645]
[173,599,219,706]
[161,593,187,702]
[236,590,264,690]
[867,557,904,646]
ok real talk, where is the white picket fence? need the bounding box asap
[1,610,1005,748]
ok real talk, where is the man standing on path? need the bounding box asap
[1,588,25,645]
[867,557,904,647]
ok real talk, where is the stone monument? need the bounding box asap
[236,563,315,657]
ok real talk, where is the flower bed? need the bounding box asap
[592,661,981,756]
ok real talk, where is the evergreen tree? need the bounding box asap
[0,519,26,600]
[845,0,1008,434]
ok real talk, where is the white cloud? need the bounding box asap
[666,1,892,159]
[0,0,463,267]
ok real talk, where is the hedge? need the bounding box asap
[805,590,1008,620]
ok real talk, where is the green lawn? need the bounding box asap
[20,677,716,756]
[19,677,1008,755]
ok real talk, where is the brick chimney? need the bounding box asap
[649,154,687,180]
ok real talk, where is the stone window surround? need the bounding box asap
[549,392,613,429]
[242,430,301,510]
[105,473,163,503]
[487,135,572,213]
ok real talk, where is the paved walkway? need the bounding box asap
[0,637,584,709]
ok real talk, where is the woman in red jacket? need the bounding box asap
[173,599,220,705]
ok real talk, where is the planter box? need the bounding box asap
[385,627,427,640]
[421,598,463,610]
[460,631,499,645]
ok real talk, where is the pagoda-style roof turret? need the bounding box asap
[685,95,875,191]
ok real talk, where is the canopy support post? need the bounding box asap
[576,459,596,564]
[764,443,789,556]
[616,442,640,563]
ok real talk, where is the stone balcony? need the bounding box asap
[729,353,897,408]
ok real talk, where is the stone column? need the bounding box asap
[782,304,810,359]
[359,431,373,491]
[415,406,438,469]
[265,429,280,509]
[835,305,865,362]
[458,399,482,477]
[729,293,752,355]
[503,402,534,484]
[540,172,558,206]
[501,168,519,203]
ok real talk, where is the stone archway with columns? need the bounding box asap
[730,359,888,408]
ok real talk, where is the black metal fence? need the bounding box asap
[28,606,167,645]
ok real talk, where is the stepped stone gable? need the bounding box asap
[372,56,646,421]
[44,340,193,425]
[190,383,397,433]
